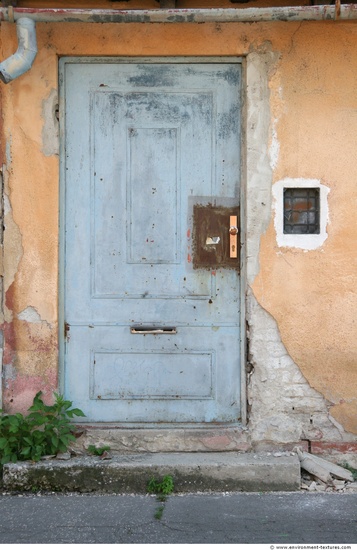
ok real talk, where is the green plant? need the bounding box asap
[87,444,111,456]
[154,505,165,520]
[339,462,357,481]
[147,475,175,520]
[0,392,85,465]
[147,474,174,497]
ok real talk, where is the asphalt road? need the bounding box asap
[0,492,356,544]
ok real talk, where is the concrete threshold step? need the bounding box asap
[2,453,301,493]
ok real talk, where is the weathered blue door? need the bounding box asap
[62,59,241,423]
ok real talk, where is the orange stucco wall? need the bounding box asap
[0,8,356,438]
[251,22,357,434]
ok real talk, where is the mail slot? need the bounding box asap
[130,327,177,335]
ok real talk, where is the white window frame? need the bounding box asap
[273,178,330,250]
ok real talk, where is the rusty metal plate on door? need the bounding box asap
[193,204,240,270]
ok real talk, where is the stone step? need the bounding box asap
[71,424,251,453]
[2,452,301,493]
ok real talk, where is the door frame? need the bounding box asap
[58,56,247,426]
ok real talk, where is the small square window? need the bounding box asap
[283,188,320,234]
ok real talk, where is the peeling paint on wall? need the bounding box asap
[18,306,43,324]
[246,49,278,285]
[244,54,348,443]
[269,118,280,171]
[3,190,23,323]
[247,289,354,446]
[42,89,59,157]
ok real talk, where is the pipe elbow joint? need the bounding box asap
[0,18,37,84]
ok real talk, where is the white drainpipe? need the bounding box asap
[0,17,37,84]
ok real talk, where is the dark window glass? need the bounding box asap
[283,188,320,234]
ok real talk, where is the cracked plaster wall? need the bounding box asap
[247,25,357,442]
[244,48,347,446]
[0,26,59,411]
[247,289,354,446]
[0,13,355,445]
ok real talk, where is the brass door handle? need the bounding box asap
[229,215,238,258]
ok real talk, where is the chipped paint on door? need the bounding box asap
[62,59,241,423]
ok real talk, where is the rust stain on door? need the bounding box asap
[193,204,240,270]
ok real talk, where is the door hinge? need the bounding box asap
[64,322,70,340]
